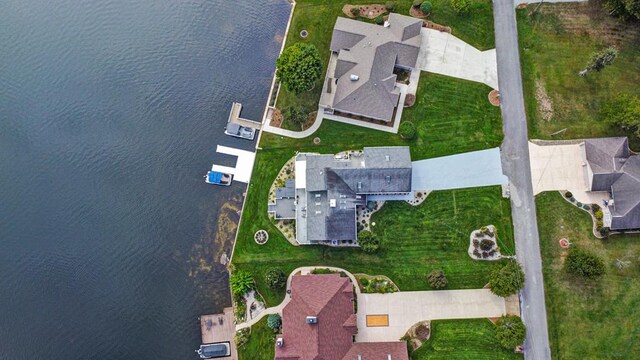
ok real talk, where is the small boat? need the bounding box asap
[224,123,256,140]
[195,342,231,358]
[205,171,232,186]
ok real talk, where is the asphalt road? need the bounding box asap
[493,1,552,359]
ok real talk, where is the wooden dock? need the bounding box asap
[200,307,238,360]
[228,102,262,130]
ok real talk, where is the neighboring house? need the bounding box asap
[319,13,422,122]
[582,137,640,230]
[269,147,412,245]
[274,274,409,360]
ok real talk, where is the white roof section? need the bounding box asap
[295,159,306,189]
[411,148,507,191]
[210,145,256,183]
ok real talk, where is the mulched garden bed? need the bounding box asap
[489,90,500,106]
[343,4,387,19]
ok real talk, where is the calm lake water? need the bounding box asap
[0,0,289,358]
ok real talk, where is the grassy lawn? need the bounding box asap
[236,318,275,360]
[517,3,640,148]
[536,192,640,359]
[411,319,523,359]
[277,0,497,129]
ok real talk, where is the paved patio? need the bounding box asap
[416,28,498,89]
[356,289,506,342]
[411,147,507,191]
[528,142,610,204]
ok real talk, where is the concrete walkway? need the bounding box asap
[416,28,498,89]
[356,289,506,342]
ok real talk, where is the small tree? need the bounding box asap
[420,1,433,14]
[427,269,448,289]
[495,315,526,349]
[283,106,308,130]
[385,2,395,11]
[398,121,416,140]
[480,239,494,251]
[580,47,618,76]
[489,260,525,297]
[450,0,471,14]
[604,0,640,21]
[565,248,606,278]
[267,313,282,330]
[230,270,254,296]
[358,230,380,253]
[374,15,385,25]
[276,43,322,94]
[350,7,361,17]
[265,268,287,290]
[600,94,640,139]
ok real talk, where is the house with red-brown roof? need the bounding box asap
[274,274,408,360]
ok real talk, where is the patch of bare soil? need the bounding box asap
[270,108,283,128]
[343,4,387,19]
[410,6,430,19]
[489,90,500,107]
[538,2,640,46]
[423,21,451,33]
[302,111,317,130]
[535,80,554,121]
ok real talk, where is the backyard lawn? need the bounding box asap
[411,319,523,359]
[517,3,640,148]
[536,192,640,359]
[276,0,497,129]
[236,318,275,360]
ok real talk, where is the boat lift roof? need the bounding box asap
[210,145,256,183]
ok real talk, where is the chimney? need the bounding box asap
[276,338,284,347]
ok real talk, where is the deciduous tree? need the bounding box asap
[276,43,322,94]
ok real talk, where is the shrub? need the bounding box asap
[482,251,489,258]
[360,277,370,287]
[473,239,479,246]
[350,7,360,16]
[583,204,591,211]
[265,268,287,290]
[427,269,448,289]
[413,0,424,7]
[480,239,495,251]
[283,105,308,129]
[473,249,481,258]
[267,313,282,330]
[564,191,573,198]
[358,230,380,253]
[576,202,583,207]
[230,270,254,296]
[385,1,394,11]
[398,121,416,140]
[450,0,471,14]
[599,227,610,237]
[565,248,606,278]
[495,316,526,349]
[276,43,322,94]
[420,1,433,14]
[596,220,604,228]
[569,197,575,202]
[374,15,385,25]
[489,261,525,297]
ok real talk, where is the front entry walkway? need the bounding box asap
[411,147,507,191]
[356,289,506,342]
[416,28,498,89]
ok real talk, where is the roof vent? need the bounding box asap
[330,199,336,207]
[385,155,390,161]
[306,316,318,324]
[384,21,390,27]
[350,74,359,81]
[276,338,284,347]
[385,175,391,183]
[358,355,362,360]
[357,182,362,190]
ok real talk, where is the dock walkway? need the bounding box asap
[228,102,262,130]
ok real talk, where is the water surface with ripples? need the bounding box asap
[0,0,289,358]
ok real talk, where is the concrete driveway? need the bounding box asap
[528,141,610,204]
[411,148,507,191]
[355,289,506,342]
[416,28,498,89]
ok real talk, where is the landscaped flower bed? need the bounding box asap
[468,225,502,260]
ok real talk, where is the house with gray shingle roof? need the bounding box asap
[319,14,422,122]
[583,137,640,231]
[269,147,412,245]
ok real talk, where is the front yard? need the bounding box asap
[536,192,640,359]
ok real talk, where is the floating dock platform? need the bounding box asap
[227,102,262,130]
[209,145,256,184]
[200,307,237,360]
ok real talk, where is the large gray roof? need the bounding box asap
[610,156,640,230]
[326,14,422,121]
[585,137,629,173]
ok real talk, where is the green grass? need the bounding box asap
[411,319,523,359]
[236,318,275,360]
[276,0,497,128]
[517,3,640,148]
[536,192,640,359]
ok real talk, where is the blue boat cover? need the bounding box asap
[207,171,223,184]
